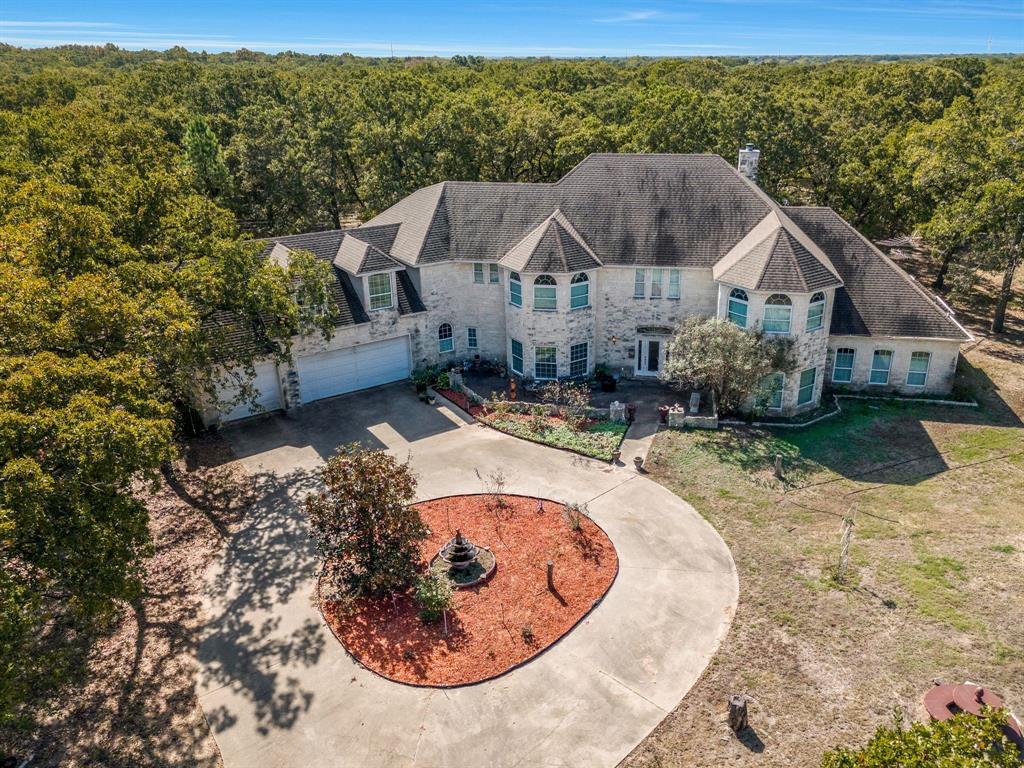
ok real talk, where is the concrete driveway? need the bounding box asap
[197,383,737,768]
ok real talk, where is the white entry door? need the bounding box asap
[635,336,668,377]
[297,336,410,404]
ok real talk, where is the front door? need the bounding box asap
[636,336,666,376]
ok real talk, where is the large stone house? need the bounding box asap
[205,150,970,424]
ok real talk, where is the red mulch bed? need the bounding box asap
[320,494,618,686]
[435,387,484,416]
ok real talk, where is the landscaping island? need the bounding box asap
[320,494,618,686]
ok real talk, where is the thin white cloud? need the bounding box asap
[593,10,661,23]
[0,20,126,28]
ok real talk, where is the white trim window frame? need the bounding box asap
[489,263,500,284]
[509,271,522,307]
[634,268,646,298]
[650,268,663,298]
[438,322,454,354]
[533,274,557,311]
[668,269,681,299]
[832,347,855,383]
[570,342,589,378]
[510,339,524,375]
[761,371,785,411]
[797,367,816,406]
[570,272,590,309]
[907,351,930,387]
[367,272,394,311]
[473,263,484,283]
[535,346,557,380]
[869,349,893,385]
[467,327,478,349]
[806,291,826,331]
[727,288,748,328]
[763,294,793,334]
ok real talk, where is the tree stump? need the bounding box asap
[728,695,749,733]
[773,454,783,480]
[546,560,554,591]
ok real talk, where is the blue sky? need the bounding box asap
[2,1,1022,57]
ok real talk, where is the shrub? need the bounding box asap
[414,572,454,623]
[305,443,427,596]
[821,709,1021,768]
[563,502,589,532]
[528,404,548,433]
[520,624,535,643]
[540,380,591,429]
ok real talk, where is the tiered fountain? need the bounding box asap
[430,529,496,587]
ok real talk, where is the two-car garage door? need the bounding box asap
[296,335,411,404]
[220,361,284,422]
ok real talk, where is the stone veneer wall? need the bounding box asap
[825,336,961,395]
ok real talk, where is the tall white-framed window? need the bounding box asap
[535,346,557,380]
[473,263,484,284]
[534,274,557,311]
[510,339,524,375]
[634,268,646,298]
[728,288,748,328]
[570,272,590,309]
[760,372,785,410]
[797,367,817,405]
[489,264,500,284]
[509,271,522,307]
[806,291,826,331]
[668,269,681,299]
[907,351,931,386]
[870,349,893,384]
[570,342,589,378]
[438,322,454,354]
[763,294,792,334]
[367,272,394,311]
[467,327,478,349]
[832,347,855,383]
[651,268,664,298]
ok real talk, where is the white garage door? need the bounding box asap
[220,361,283,422]
[297,336,410,404]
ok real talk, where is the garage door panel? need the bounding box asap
[221,361,282,422]
[297,336,409,404]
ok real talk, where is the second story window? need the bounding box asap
[651,268,663,298]
[634,268,646,298]
[473,263,484,283]
[534,274,557,310]
[489,264,500,283]
[367,272,393,311]
[570,272,590,309]
[763,294,792,334]
[668,269,681,299]
[807,291,826,331]
[509,271,522,307]
[728,288,748,328]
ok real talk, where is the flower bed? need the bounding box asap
[434,387,483,416]
[477,410,628,461]
[320,494,617,686]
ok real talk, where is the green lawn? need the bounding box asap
[623,397,1024,767]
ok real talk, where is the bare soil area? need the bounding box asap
[322,494,617,686]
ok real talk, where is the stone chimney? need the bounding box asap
[737,142,760,182]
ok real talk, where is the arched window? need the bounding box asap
[534,274,557,310]
[727,288,749,327]
[509,271,522,307]
[763,294,792,334]
[570,272,590,309]
[437,322,454,354]
[806,291,826,331]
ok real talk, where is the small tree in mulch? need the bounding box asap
[821,709,1021,768]
[414,572,454,623]
[306,443,427,596]
[540,381,591,429]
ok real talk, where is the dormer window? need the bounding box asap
[763,294,792,334]
[367,272,393,311]
[728,288,748,327]
[534,274,557,310]
[806,291,826,331]
[570,272,590,309]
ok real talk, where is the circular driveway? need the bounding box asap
[197,385,737,768]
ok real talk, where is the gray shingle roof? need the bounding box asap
[334,232,404,275]
[500,210,602,273]
[360,154,771,267]
[718,227,842,292]
[784,207,970,341]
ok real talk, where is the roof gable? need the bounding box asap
[500,210,602,273]
[333,232,404,275]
